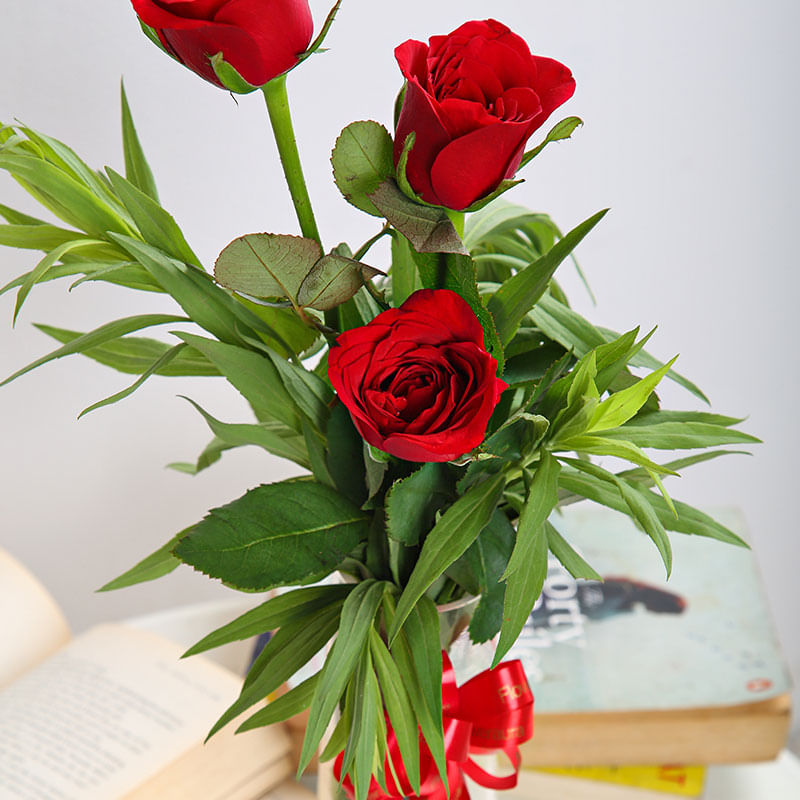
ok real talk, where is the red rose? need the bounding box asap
[328,289,507,463]
[394,19,576,210]
[131,0,313,89]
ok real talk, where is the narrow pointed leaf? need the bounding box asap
[298,580,385,774]
[389,473,505,643]
[488,209,607,344]
[97,531,185,592]
[504,453,561,577]
[1,313,187,387]
[120,82,159,202]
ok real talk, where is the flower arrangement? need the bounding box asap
[0,2,759,798]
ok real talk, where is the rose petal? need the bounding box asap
[394,80,453,205]
[395,39,430,85]
[160,23,261,85]
[152,0,228,19]
[398,289,485,346]
[429,119,531,210]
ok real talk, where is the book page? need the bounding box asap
[0,548,70,689]
[0,624,243,800]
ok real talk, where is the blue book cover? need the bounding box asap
[507,505,792,713]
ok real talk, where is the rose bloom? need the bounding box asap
[328,289,507,463]
[131,0,313,89]
[394,19,576,210]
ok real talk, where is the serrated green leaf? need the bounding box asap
[97,531,185,592]
[384,463,454,546]
[120,82,159,202]
[298,580,385,774]
[488,209,607,345]
[214,232,322,304]
[297,254,380,310]
[389,473,505,643]
[368,179,467,255]
[175,481,369,591]
[185,585,352,657]
[331,121,394,216]
[504,452,561,578]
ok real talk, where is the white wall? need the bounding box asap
[2,0,798,739]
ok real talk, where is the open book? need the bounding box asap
[0,549,294,800]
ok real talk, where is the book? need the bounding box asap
[507,506,792,766]
[0,548,293,800]
[511,764,706,799]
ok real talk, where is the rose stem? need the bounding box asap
[262,75,338,330]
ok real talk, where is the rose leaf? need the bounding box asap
[174,480,370,591]
[331,121,395,216]
[297,254,382,311]
[368,179,468,255]
[214,232,322,304]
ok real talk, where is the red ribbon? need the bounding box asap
[334,651,533,800]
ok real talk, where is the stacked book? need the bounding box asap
[499,506,792,799]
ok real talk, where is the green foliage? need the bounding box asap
[368,179,467,255]
[520,116,584,167]
[174,481,370,591]
[332,121,395,216]
[0,72,762,800]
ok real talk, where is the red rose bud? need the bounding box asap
[131,0,314,90]
[328,289,508,463]
[394,19,576,210]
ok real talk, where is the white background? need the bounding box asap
[1,0,798,743]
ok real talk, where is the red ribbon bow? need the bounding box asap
[334,651,534,800]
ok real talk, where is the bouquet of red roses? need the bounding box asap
[0,2,757,798]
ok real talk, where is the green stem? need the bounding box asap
[353,223,391,262]
[262,75,321,245]
[262,75,338,328]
